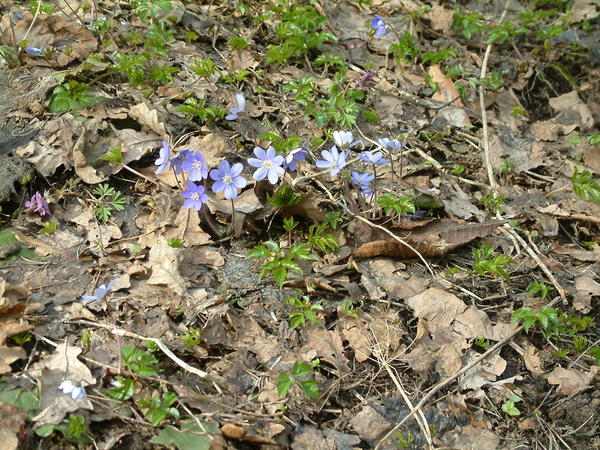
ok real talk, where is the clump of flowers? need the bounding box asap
[24,191,51,216]
[58,380,86,400]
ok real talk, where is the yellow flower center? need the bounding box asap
[264,160,272,168]
[193,161,203,170]
[224,175,232,183]
[191,193,199,200]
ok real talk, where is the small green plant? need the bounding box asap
[511,306,594,337]
[177,97,227,122]
[112,53,149,87]
[107,376,136,401]
[307,222,340,254]
[145,22,176,56]
[276,360,319,399]
[264,4,336,65]
[130,0,173,21]
[285,295,323,328]
[377,193,416,220]
[101,144,123,164]
[451,164,465,176]
[480,191,505,213]
[510,106,526,117]
[181,329,202,349]
[0,45,20,67]
[247,241,318,288]
[389,31,419,63]
[138,391,180,426]
[260,131,302,155]
[500,159,515,173]
[314,53,346,69]
[92,184,127,222]
[88,18,112,38]
[472,245,514,280]
[190,56,218,78]
[501,394,522,416]
[526,281,554,299]
[149,63,179,85]
[228,36,250,51]
[47,80,103,114]
[36,414,92,444]
[452,10,485,39]
[267,183,301,207]
[395,432,415,448]
[39,221,57,234]
[422,48,457,66]
[121,344,159,377]
[572,335,589,354]
[222,69,252,83]
[487,21,527,44]
[11,332,33,346]
[474,337,490,349]
[324,211,343,229]
[571,168,600,204]
[28,1,54,14]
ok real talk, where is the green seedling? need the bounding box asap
[101,144,123,164]
[314,53,346,69]
[138,391,180,426]
[285,295,323,328]
[122,344,159,377]
[377,193,416,220]
[480,191,505,213]
[111,53,149,87]
[48,80,103,114]
[228,36,250,50]
[222,69,252,83]
[92,183,127,222]
[511,306,594,337]
[389,31,419,63]
[501,394,522,416]
[10,332,33,346]
[168,238,183,248]
[571,168,600,204]
[247,241,318,288]
[340,299,359,318]
[452,10,485,39]
[526,281,554,299]
[324,211,343,229]
[474,337,490,349]
[28,1,54,14]
[145,22,176,56]
[395,432,415,448]
[107,376,136,401]
[259,131,302,154]
[267,183,301,207]
[181,329,202,349]
[0,45,20,67]
[451,164,465,176]
[190,56,218,78]
[177,97,227,122]
[307,222,339,254]
[149,63,179,85]
[276,360,319,399]
[487,21,527,44]
[36,414,92,444]
[422,48,457,66]
[472,245,514,280]
[39,221,57,234]
[130,0,174,21]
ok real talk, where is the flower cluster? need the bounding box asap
[154,126,406,212]
[24,191,51,216]
[59,380,86,400]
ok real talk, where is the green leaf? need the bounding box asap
[246,245,270,259]
[35,424,56,437]
[280,260,302,273]
[273,267,288,288]
[276,372,294,397]
[299,379,319,399]
[101,144,123,164]
[150,425,211,450]
[290,361,312,378]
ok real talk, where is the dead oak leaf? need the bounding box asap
[147,236,188,295]
[306,329,350,375]
[546,366,599,396]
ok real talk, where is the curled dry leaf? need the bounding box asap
[0,302,31,375]
[546,366,599,396]
[353,219,504,259]
[0,403,27,450]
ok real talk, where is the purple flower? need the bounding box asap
[169,149,190,175]
[247,146,285,184]
[25,47,44,56]
[333,130,360,149]
[358,151,390,165]
[225,93,245,121]
[82,279,116,304]
[355,72,374,88]
[377,137,407,150]
[316,146,347,177]
[155,141,171,174]
[181,182,208,211]
[283,148,307,172]
[24,192,51,216]
[370,15,388,38]
[58,380,86,400]
[182,151,209,181]
[351,171,375,195]
[210,160,247,199]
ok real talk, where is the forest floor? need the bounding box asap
[0,0,599,449]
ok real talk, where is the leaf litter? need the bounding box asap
[0,0,599,449]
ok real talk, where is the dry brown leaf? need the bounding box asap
[349,405,392,444]
[306,329,350,375]
[523,343,545,375]
[546,366,598,396]
[164,206,212,247]
[549,91,594,131]
[443,425,500,450]
[459,350,507,390]
[128,103,169,139]
[0,302,31,375]
[353,219,503,259]
[0,403,27,450]
[147,236,188,295]
[429,65,471,127]
[427,3,454,32]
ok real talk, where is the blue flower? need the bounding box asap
[225,93,245,121]
[25,47,44,56]
[247,146,285,184]
[333,130,360,149]
[58,380,86,400]
[182,151,209,181]
[82,279,116,304]
[358,151,390,165]
[316,146,347,177]
[351,171,375,195]
[181,182,208,211]
[154,141,171,174]
[210,160,247,199]
[377,137,407,150]
[283,148,307,172]
[169,149,190,175]
[370,15,388,38]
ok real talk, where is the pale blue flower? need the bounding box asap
[58,380,86,400]
[25,47,44,56]
[371,15,388,38]
[82,279,115,304]
[154,141,171,174]
[333,130,360,149]
[182,151,209,181]
[181,182,208,211]
[351,171,375,195]
[358,151,390,165]
[283,148,307,172]
[377,137,407,150]
[169,149,190,175]
[226,93,245,120]
[316,146,347,177]
[210,160,247,199]
[247,146,285,184]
